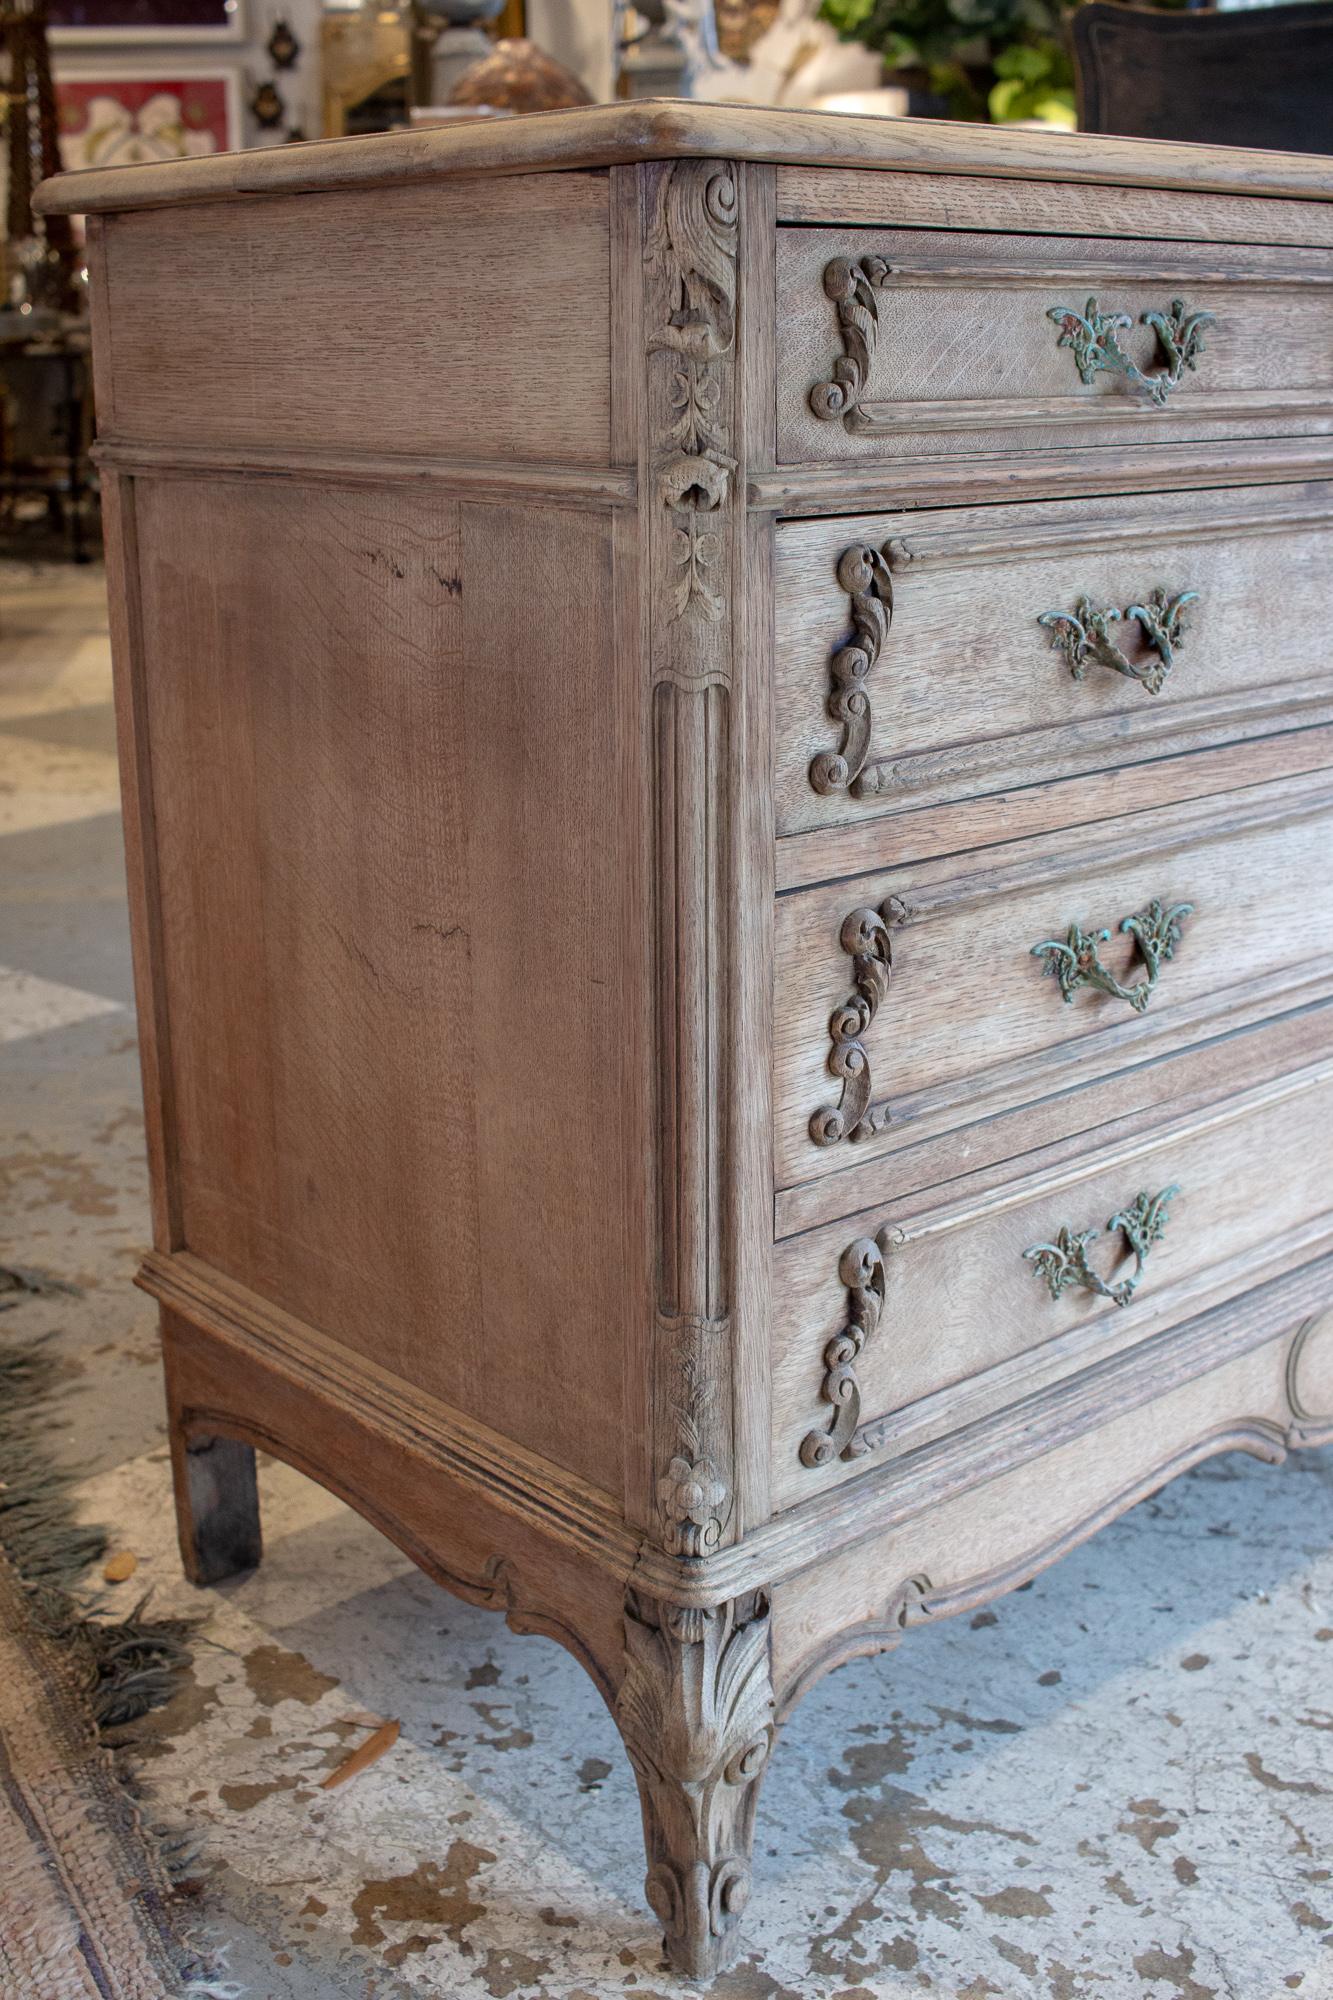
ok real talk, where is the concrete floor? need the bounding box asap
[2,557,1332,2000]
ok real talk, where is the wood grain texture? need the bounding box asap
[770,1324,1318,1717]
[778,227,1333,465]
[145,1252,641,1578]
[774,1058,1333,1503]
[751,432,1333,516]
[777,723,1333,893]
[83,215,116,435]
[81,125,1333,1982]
[774,166,1333,248]
[620,157,778,1578]
[98,474,181,1251]
[35,99,1333,217]
[99,174,611,464]
[775,483,1333,838]
[609,156,779,1981]
[94,439,638,509]
[639,1244,1333,1607]
[159,1300,630,1703]
[134,477,646,1494]
[775,768,1333,1190]
[641,156,742,1573]
[776,986,1333,1242]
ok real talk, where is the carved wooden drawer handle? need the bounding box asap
[1024,1184,1178,1309]
[1049,295,1215,406]
[1031,897,1193,1015]
[810,901,908,1147]
[808,540,911,799]
[799,1233,887,1467]
[1038,587,1198,697]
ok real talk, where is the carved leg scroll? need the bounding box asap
[614,1589,775,1980]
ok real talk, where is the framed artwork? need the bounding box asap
[55,66,243,168]
[48,0,244,44]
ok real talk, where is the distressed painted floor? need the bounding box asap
[2,558,1332,2000]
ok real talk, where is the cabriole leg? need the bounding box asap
[614,1589,775,1981]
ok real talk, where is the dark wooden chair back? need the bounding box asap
[1072,0,1333,154]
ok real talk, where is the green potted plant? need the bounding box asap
[818,0,1079,124]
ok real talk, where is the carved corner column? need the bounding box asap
[609,156,777,1978]
[615,1589,775,1981]
[642,154,745,1566]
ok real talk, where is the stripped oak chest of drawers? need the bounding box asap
[39,102,1333,1981]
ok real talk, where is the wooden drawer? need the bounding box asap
[774,768,1333,1195]
[773,1044,1333,1505]
[776,483,1333,838]
[776,227,1333,465]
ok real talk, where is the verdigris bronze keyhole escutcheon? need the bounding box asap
[1049,295,1215,405]
[1038,588,1198,696]
[1031,898,1194,1014]
[1025,1184,1178,1309]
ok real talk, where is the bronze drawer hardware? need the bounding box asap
[1024,1183,1178,1309]
[1032,897,1193,1014]
[1049,295,1215,405]
[1038,586,1198,696]
[799,1233,889,1467]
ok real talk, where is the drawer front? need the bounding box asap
[774,770,1333,1193]
[776,227,1333,465]
[776,483,1333,839]
[772,1054,1333,1505]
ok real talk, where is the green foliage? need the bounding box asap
[819,0,1076,123]
[987,38,1074,125]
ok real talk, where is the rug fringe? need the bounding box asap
[0,1335,246,1998]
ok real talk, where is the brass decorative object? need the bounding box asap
[1031,897,1194,1014]
[799,1234,889,1468]
[1024,1184,1179,1308]
[1038,586,1199,696]
[447,37,593,111]
[1048,295,1215,406]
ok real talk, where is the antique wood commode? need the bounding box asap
[38,104,1333,1980]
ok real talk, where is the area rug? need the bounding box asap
[0,1341,239,2000]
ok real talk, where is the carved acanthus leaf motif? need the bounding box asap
[616,1590,774,1980]
[809,255,893,424]
[658,1331,732,1557]
[800,1234,891,1468]
[810,901,906,1147]
[647,160,738,625]
[647,160,737,362]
